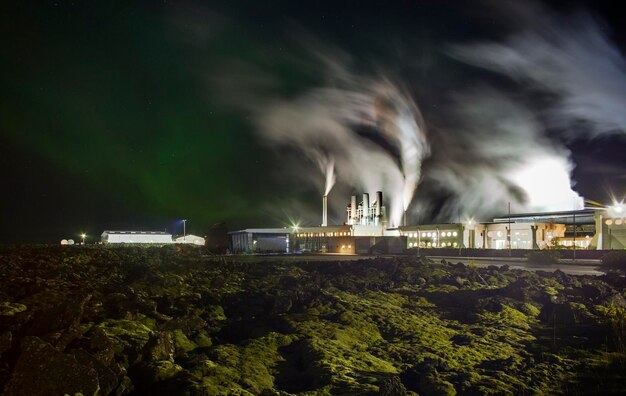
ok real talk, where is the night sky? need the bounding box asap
[1,1,625,243]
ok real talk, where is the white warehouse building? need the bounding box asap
[101,231,173,244]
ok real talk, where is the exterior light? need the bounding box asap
[608,202,626,217]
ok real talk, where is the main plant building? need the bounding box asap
[229,192,626,254]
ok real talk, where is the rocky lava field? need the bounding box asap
[1,246,625,395]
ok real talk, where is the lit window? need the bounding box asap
[409,242,414,247]
[453,242,458,247]
[348,245,352,248]
[422,232,426,237]
[453,231,458,237]
[616,219,623,225]
[427,232,431,237]
[341,245,345,249]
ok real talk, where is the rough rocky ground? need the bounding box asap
[1,245,625,395]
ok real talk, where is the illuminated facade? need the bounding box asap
[101,231,173,244]
[594,205,626,249]
[229,198,624,253]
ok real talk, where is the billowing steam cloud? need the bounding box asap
[451,12,626,138]
[255,74,429,226]
[432,9,626,218]
[421,89,584,220]
[196,5,625,224]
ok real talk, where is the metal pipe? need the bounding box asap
[375,191,383,225]
[362,193,370,225]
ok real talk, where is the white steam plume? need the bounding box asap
[451,12,626,138]
[424,9,626,219]
[255,77,428,226]
[235,49,429,227]
[422,89,584,220]
[314,154,336,196]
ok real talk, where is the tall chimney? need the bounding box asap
[322,195,328,227]
[375,191,383,225]
[362,193,370,225]
[350,195,358,225]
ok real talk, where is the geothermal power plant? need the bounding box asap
[229,191,626,254]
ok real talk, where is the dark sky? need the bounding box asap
[1,0,625,243]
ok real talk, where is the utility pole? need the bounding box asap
[573,211,576,261]
[458,209,462,257]
[508,202,512,257]
[182,219,187,240]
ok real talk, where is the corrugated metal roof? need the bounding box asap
[102,231,170,235]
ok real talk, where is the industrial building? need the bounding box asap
[174,234,206,245]
[229,191,626,254]
[101,231,174,244]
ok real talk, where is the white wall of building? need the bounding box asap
[175,235,206,245]
[102,231,173,244]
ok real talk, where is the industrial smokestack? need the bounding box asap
[350,195,358,225]
[375,191,383,225]
[362,193,370,225]
[322,195,328,227]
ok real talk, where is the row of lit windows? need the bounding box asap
[487,230,530,237]
[340,245,352,249]
[296,232,350,237]
[605,219,624,226]
[409,241,458,248]
[403,231,458,238]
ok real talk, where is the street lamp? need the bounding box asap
[182,219,187,239]
[81,233,86,245]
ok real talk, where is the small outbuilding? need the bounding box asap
[175,235,206,246]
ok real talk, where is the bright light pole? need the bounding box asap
[81,233,86,245]
[182,219,187,239]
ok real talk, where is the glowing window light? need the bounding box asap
[422,232,426,237]
[426,232,431,237]
[341,245,346,249]
[453,242,458,247]
[453,231,458,237]
[616,219,623,225]
[409,242,413,247]
[605,219,613,226]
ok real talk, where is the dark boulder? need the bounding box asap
[3,336,99,396]
[0,332,11,357]
[145,331,175,362]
